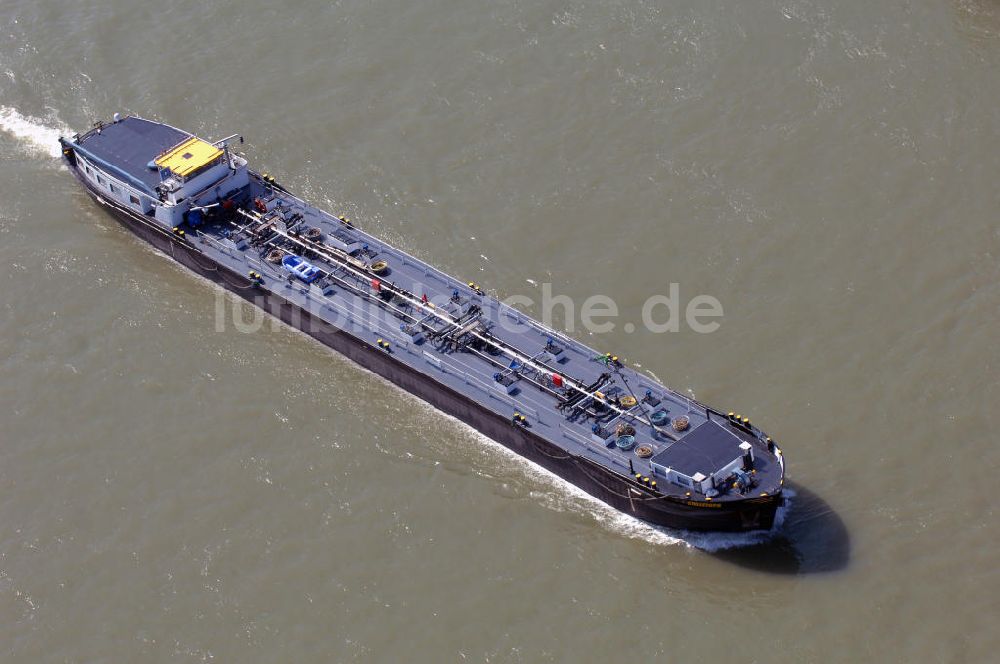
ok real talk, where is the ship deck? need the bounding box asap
[177,175,783,502]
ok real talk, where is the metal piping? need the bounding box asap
[235,208,670,434]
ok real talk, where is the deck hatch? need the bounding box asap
[649,421,743,477]
[154,136,223,177]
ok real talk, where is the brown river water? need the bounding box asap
[1,0,998,661]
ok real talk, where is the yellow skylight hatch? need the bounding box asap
[154,136,223,177]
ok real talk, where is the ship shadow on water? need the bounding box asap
[705,482,850,575]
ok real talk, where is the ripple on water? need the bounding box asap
[0,106,71,159]
[409,400,792,552]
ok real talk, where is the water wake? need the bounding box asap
[437,404,791,551]
[0,106,70,158]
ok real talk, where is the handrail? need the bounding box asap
[234,208,668,435]
[558,423,629,470]
[62,137,158,198]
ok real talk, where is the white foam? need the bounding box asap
[0,106,70,158]
[679,488,793,552]
[410,398,790,551]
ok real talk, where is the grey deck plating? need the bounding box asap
[198,182,782,504]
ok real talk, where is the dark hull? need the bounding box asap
[66,158,780,532]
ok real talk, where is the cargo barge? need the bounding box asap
[60,115,786,532]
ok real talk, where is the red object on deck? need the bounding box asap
[552,374,563,387]
[371,278,381,291]
[422,293,428,304]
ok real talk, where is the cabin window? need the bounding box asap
[129,194,140,207]
[110,184,117,194]
[85,165,91,174]
[97,174,104,185]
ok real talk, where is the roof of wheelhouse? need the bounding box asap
[77,116,188,189]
